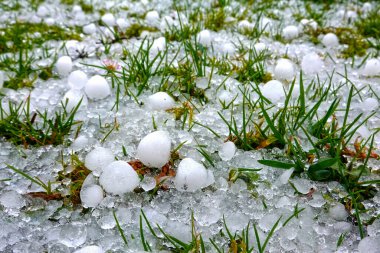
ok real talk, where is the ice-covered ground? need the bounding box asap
[0,0,380,252]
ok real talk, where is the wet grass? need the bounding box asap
[0,97,82,148]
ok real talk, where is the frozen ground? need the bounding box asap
[0,0,380,252]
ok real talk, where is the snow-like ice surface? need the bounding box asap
[0,0,379,252]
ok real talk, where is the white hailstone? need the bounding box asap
[146,92,175,111]
[238,20,252,31]
[74,245,104,253]
[358,236,380,253]
[56,56,73,76]
[99,161,140,195]
[222,43,235,55]
[362,97,379,110]
[116,18,128,30]
[254,42,267,53]
[145,10,160,25]
[357,125,371,139]
[62,89,88,111]
[363,59,380,76]
[322,33,339,48]
[197,30,212,47]
[68,70,88,90]
[274,58,295,81]
[72,5,82,13]
[44,18,55,26]
[151,37,166,54]
[219,141,236,161]
[84,75,111,100]
[80,185,104,208]
[85,147,115,176]
[260,80,285,103]
[362,3,372,13]
[37,5,48,17]
[101,13,116,27]
[329,203,348,221]
[174,158,213,192]
[282,25,299,40]
[301,52,324,75]
[83,23,96,34]
[136,131,171,168]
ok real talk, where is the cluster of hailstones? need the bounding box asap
[80,130,215,208]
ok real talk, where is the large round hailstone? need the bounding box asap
[62,89,88,111]
[101,13,115,27]
[260,80,285,103]
[322,33,339,48]
[363,59,380,77]
[74,245,104,253]
[85,147,115,175]
[68,70,88,90]
[80,185,104,208]
[137,131,171,168]
[282,25,299,40]
[99,161,140,195]
[85,75,111,100]
[83,23,96,34]
[174,158,213,192]
[197,30,212,47]
[301,52,324,75]
[146,92,175,111]
[219,141,236,161]
[274,58,295,81]
[145,10,160,25]
[56,56,73,76]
